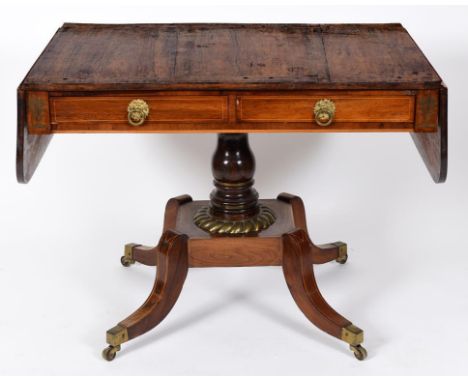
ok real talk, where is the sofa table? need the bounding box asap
[17,23,447,361]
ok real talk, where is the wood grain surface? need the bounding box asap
[105,193,363,356]
[115,230,189,341]
[238,94,415,122]
[411,84,448,183]
[20,23,441,91]
[45,90,421,133]
[282,229,353,340]
[17,23,447,184]
[16,90,52,183]
[51,95,228,123]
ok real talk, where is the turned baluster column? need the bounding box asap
[194,133,275,235]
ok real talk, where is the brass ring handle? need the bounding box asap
[314,99,336,127]
[127,99,149,126]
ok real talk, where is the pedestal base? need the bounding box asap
[103,193,367,361]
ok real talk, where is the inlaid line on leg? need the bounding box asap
[103,230,189,360]
[282,229,366,360]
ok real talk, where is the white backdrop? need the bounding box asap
[1,2,468,375]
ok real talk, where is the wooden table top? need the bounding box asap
[17,23,447,185]
[21,23,441,92]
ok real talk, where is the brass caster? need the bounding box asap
[121,243,138,267]
[336,253,348,264]
[102,345,121,361]
[120,256,134,267]
[350,344,368,361]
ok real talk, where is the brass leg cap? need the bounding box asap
[102,345,121,361]
[350,344,368,361]
[106,325,129,346]
[333,242,348,264]
[341,324,364,346]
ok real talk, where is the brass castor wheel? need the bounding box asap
[336,253,348,264]
[121,243,138,267]
[102,345,121,361]
[120,256,134,267]
[350,344,368,361]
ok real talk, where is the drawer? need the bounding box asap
[27,90,434,134]
[50,95,228,130]
[237,95,415,124]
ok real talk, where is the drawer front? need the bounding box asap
[237,95,415,123]
[28,91,427,134]
[50,96,228,127]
